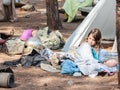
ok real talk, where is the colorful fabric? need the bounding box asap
[61,59,80,75]
[63,0,93,22]
[92,48,99,60]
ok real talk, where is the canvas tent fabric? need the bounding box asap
[62,0,116,51]
[112,36,117,52]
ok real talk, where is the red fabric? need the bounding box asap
[0,39,6,44]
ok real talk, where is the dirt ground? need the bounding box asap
[0,0,120,90]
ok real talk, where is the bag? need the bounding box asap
[36,27,65,50]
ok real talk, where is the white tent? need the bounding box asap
[62,0,116,52]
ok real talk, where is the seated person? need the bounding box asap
[0,0,18,22]
[60,0,93,22]
[43,28,118,77]
[58,28,118,77]
[73,28,118,77]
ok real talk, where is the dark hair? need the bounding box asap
[87,28,102,46]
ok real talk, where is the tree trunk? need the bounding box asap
[46,0,63,30]
[116,14,120,89]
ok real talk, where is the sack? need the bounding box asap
[36,27,65,50]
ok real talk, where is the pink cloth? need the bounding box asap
[20,29,33,41]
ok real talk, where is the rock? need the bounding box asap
[5,38,25,55]
[21,4,35,11]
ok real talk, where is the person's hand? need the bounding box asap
[103,59,118,67]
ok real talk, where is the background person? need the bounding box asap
[62,0,93,22]
[0,0,18,22]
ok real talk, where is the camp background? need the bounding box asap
[0,0,120,89]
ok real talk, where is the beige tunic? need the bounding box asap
[0,0,18,22]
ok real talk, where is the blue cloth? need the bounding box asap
[92,48,99,60]
[92,48,118,63]
[98,49,118,63]
[61,59,80,75]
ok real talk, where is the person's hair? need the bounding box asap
[87,28,102,47]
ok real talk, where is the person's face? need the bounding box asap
[87,34,96,46]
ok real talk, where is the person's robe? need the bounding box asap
[0,0,18,22]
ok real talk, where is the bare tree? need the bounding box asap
[116,12,120,89]
[46,0,63,30]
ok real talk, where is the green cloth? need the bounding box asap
[63,0,93,22]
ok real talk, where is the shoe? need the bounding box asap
[88,71,98,78]
[73,72,82,76]
[63,18,68,22]
[40,63,60,72]
[98,71,108,76]
[9,18,18,23]
[72,17,81,22]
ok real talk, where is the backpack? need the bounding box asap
[36,27,65,50]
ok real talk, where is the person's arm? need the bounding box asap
[98,49,118,62]
[98,49,118,67]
